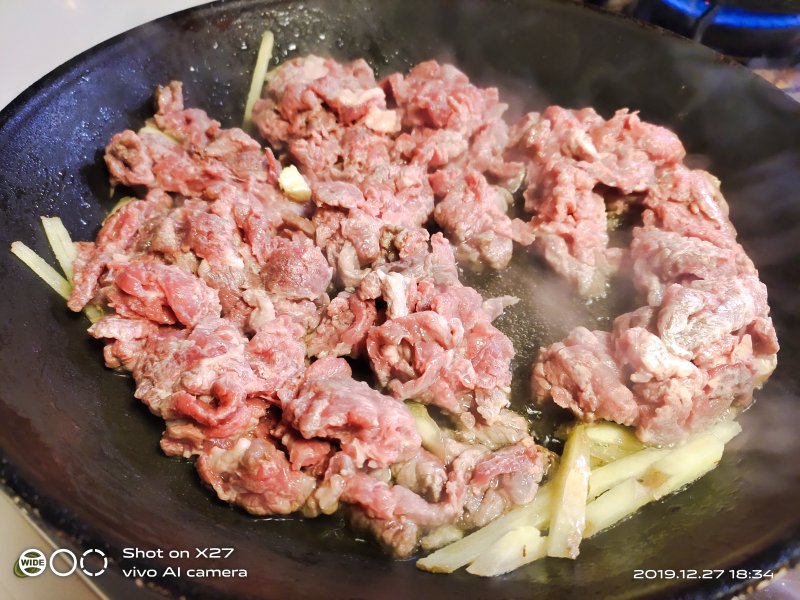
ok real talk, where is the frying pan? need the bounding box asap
[1,0,800,598]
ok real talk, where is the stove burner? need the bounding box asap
[631,0,800,59]
[662,0,800,29]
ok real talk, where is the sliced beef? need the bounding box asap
[384,60,524,197]
[531,110,778,444]
[260,234,332,301]
[449,408,531,451]
[252,56,435,285]
[631,228,746,306]
[87,315,157,370]
[462,440,547,529]
[96,316,268,437]
[306,291,377,358]
[69,190,172,311]
[272,421,334,473]
[159,401,267,459]
[434,171,533,270]
[533,327,638,425]
[508,107,685,296]
[281,357,421,469]
[339,438,547,557]
[347,508,421,559]
[247,316,307,392]
[104,260,221,327]
[367,282,516,426]
[253,56,527,280]
[253,55,390,149]
[391,449,448,503]
[367,310,464,410]
[197,436,317,515]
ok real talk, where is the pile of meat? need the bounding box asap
[69,69,547,558]
[252,57,532,274]
[517,108,779,444]
[68,54,777,556]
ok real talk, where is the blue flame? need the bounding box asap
[661,0,800,29]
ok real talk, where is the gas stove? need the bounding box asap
[590,0,800,99]
[635,0,799,58]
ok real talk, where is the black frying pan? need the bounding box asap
[1,1,800,598]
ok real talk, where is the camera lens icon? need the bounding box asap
[14,547,107,578]
[14,549,47,577]
[80,548,108,577]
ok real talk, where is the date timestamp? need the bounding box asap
[634,569,774,580]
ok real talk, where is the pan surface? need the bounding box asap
[1,0,800,598]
